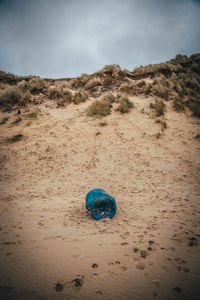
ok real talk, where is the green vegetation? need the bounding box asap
[87,100,112,117]
[0,116,9,125]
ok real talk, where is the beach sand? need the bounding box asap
[0,96,200,299]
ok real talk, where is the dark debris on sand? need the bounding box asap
[55,281,64,292]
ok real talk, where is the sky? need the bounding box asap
[0,0,200,78]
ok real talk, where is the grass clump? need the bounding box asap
[188,101,200,118]
[0,87,31,110]
[85,78,102,90]
[29,77,45,94]
[0,87,23,109]
[0,116,9,125]
[102,92,115,103]
[87,100,112,117]
[154,80,169,100]
[174,96,185,112]
[116,95,133,114]
[49,87,63,99]
[73,90,88,104]
[7,133,23,143]
[154,99,165,117]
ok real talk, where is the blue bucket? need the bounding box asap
[86,189,116,220]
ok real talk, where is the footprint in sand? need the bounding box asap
[96,290,103,295]
[136,262,145,270]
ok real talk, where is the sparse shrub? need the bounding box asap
[174,82,184,96]
[62,89,73,104]
[73,90,88,104]
[116,95,133,114]
[69,73,89,89]
[85,78,102,90]
[6,133,23,143]
[0,116,9,125]
[154,81,169,100]
[29,77,45,94]
[145,83,152,95]
[0,87,23,109]
[185,76,200,93]
[48,87,63,99]
[87,100,112,117]
[102,92,115,103]
[188,101,200,118]
[17,80,28,92]
[174,96,185,112]
[154,99,165,117]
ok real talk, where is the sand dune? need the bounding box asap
[0,91,200,300]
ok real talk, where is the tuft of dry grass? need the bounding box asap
[154,99,165,117]
[154,80,169,100]
[84,78,102,90]
[116,95,133,114]
[87,100,112,117]
[174,96,185,112]
[48,87,63,99]
[73,90,88,104]
[29,77,45,94]
[102,92,115,103]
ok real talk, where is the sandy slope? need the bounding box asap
[0,96,200,300]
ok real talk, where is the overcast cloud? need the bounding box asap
[0,0,200,78]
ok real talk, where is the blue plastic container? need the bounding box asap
[86,189,116,220]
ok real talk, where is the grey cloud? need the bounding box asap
[0,0,200,78]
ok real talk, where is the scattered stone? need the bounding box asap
[147,247,153,251]
[140,250,147,259]
[115,261,121,264]
[92,263,98,268]
[136,262,145,270]
[55,281,64,292]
